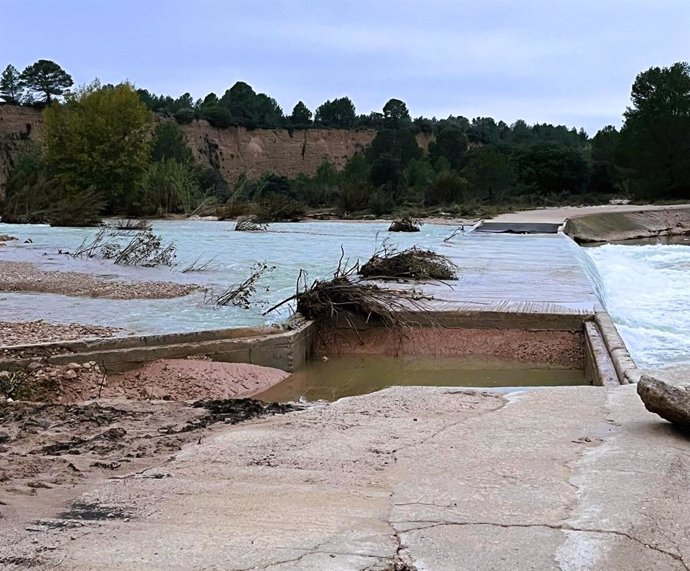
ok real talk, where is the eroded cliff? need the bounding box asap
[0,104,431,200]
[181,121,377,182]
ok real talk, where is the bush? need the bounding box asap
[174,107,195,124]
[427,172,469,205]
[368,188,396,216]
[254,194,306,222]
[201,106,233,128]
[46,188,105,227]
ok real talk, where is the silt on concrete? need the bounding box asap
[4,385,689,570]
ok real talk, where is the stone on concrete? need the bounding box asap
[637,374,690,427]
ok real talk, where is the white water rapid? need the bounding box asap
[587,242,690,370]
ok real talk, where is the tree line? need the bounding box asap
[1,59,689,225]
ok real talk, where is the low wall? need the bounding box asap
[0,322,317,373]
[564,206,690,243]
[1,310,626,386]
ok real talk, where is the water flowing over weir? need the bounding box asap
[586,242,690,370]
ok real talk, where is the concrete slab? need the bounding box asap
[4,385,688,570]
[422,233,601,316]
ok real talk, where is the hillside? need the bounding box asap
[0,105,436,201]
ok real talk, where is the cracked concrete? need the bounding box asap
[2,385,689,570]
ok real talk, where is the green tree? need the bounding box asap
[367,128,421,167]
[617,62,690,199]
[201,106,233,128]
[290,101,313,127]
[382,98,411,127]
[0,65,23,104]
[43,81,152,216]
[140,159,199,214]
[429,124,468,170]
[590,126,620,195]
[150,121,193,164]
[314,97,356,128]
[513,143,590,195]
[463,147,513,200]
[20,59,73,103]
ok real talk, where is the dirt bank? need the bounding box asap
[317,327,585,368]
[0,261,200,299]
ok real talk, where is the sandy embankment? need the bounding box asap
[0,260,200,299]
[490,203,690,224]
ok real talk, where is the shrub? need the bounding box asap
[201,106,233,128]
[368,188,396,216]
[254,194,306,222]
[174,107,195,124]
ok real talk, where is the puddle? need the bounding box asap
[255,355,587,403]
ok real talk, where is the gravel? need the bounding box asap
[0,261,199,300]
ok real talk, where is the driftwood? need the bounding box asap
[235,216,268,232]
[359,247,458,281]
[212,262,275,308]
[109,219,152,231]
[265,249,432,330]
[388,216,422,232]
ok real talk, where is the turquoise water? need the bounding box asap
[0,220,458,333]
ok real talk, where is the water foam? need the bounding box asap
[587,243,690,369]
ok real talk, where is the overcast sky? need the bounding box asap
[2,0,689,134]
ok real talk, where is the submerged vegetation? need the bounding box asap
[1,59,690,226]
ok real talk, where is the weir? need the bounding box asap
[0,228,631,390]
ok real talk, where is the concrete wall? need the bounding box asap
[0,322,317,374]
[1,309,626,386]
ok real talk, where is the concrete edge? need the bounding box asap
[583,321,620,386]
[0,321,317,374]
[594,311,637,384]
[0,326,275,354]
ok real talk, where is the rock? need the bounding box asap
[143,386,168,400]
[63,370,78,380]
[67,363,81,370]
[637,374,690,427]
[0,370,11,380]
[27,361,42,372]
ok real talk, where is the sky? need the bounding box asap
[2,0,689,135]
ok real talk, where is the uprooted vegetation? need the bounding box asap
[211,262,276,308]
[235,216,268,232]
[108,218,152,231]
[72,228,176,266]
[388,216,422,232]
[266,252,431,329]
[359,247,458,281]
